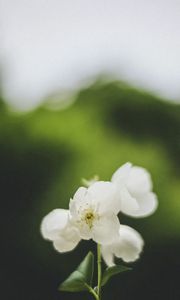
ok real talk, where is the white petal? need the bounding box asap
[73,186,88,202]
[113,225,144,262]
[101,245,115,267]
[88,181,120,214]
[120,187,139,216]
[92,214,120,245]
[40,209,69,241]
[53,238,78,253]
[127,166,152,197]
[69,186,88,218]
[111,162,132,185]
[53,226,81,253]
[129,192,158,217]
[101,225,144,266]
[75,222,92,240]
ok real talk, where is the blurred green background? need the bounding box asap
[1,81,180,300]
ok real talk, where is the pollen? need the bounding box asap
[83,209,96,228]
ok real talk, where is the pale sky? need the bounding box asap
[0,0,180,110]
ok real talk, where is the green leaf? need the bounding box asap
[101,265,132,287]
[59,251,94,292]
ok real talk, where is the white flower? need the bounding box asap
[41,163,155,253]
[69,181,121,245]
[101,225,144,267]
[41,181,121,251]
[111,162,158,217]
[41,209,81,253]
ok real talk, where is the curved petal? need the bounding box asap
[101,225,144,266]
[53,238,79,253]
[92,214,120,245]
[88,181,121,214]
[74,222,92,240]
[53,226,81,253]
[69,186,88,218]
[127,166,152,196]
[113,225,144,262]
[111,162,132,185]
[129,192,158,217]
[120,187,139,216]
[40,209,69,241]
[73,186,88,202]
[101,245,115,267]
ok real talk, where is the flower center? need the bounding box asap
[83,209,96,229]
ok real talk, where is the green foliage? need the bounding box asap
[59,251,94,292]
[0,81,180,299]
[101,265,132,286]
[0,81,180,252]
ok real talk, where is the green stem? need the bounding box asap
[97,244,102,300]
[88,286,99,300]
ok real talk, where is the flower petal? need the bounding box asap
[111,162,132,185]
[111,163,157,218]
[53,226,81,253]
[73,186,88,202]
[127,166,152,196]
[129,192,158,217]
[101,225,144,266]
[88,181,120,214]
[101,245,115,267]
[69,186,88,218]
[74,222,92,240]
[113,225,144,262]
[40,209,69,241]
[120,187,139,216]
[92,214,120,245]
